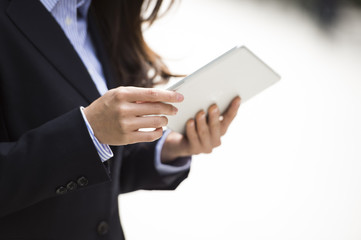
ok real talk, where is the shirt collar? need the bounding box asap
[40,0,58,12]
[40,0,92,17]
[77,0,92,19]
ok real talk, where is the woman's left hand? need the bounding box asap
[161,96,241,163]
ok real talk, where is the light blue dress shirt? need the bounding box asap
[39,0,191,174]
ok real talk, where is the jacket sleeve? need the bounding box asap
[119,139,190,194]
[0,108,111,218]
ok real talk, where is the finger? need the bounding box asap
[115,87,184,103]
[128,127,164,143]
[221,96,241,135]
[126,116,169,130]
[185,119,202,154]
[129,102,178,116]
[195,111,213,153]
[208,104,222,147]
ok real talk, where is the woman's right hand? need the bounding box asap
[83,86,184,146]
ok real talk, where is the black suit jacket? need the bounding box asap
[0,0,189,239]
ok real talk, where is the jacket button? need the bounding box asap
[66,181,77,191]
[97,221,109,235]
[77,176,88,187]
[55,186,67,195]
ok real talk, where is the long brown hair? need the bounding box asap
[90,0,176,87]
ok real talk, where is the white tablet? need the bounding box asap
[166,46,281,133]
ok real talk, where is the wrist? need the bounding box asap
[80,107,114,162]
[82,105,103,144]
[161,132,189,163]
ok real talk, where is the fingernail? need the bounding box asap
[173,106,178,114]
[176,93,184,101]
[212,107,219,114]
[188,120,194,127]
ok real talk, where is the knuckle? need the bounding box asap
[148,89,159,99]
[106,88,115,97]
[215,139,222,147]
[117,104,130,117]
[209,121,217,128]
[198,128,208,136]
[114,88,126,101]
[152,117,167,127]
[201,145,212,154]
[143,134,153,142]
[190,148,199,155]
[145,132,161,142]
[190,145,201,155]
[153,103,162,113]
[210,116,221,126]
[195,150,202,155]
[150,118,160,127]
[221,125,228,135]
[186,129,196,140]
[118,119,129,131]
[161,116,168,126]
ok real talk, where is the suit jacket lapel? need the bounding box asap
[6,0,100,104]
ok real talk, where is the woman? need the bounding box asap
[0,0,240,239]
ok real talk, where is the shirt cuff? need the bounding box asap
[155,129,191,175]
[80,107,113,162]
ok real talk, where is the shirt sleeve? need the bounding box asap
[154,129,191,175]
[80,107,113,162]
[80,106,190,171]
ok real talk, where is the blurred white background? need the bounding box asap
[119,0,361,239]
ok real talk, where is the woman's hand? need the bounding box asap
[84,86,183,146]
[161,96,241,163]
